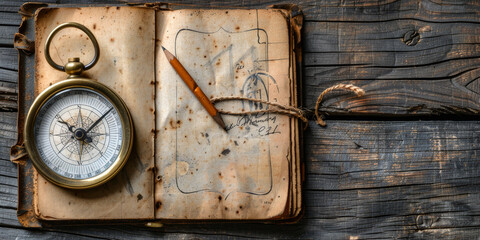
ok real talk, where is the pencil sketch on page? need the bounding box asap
[173,26,280,199]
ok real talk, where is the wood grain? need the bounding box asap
[2,0,480,239]
[0,48,17,112]
[303,19,480,116]
[298,0,480,116]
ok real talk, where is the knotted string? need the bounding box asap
[211,83,365,128]
[210,96,309,125]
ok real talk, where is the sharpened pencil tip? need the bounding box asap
[222,126,228,133]
[213,115,227,133]
[161,45,166,51]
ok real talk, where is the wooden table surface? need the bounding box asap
[2,0,480,239]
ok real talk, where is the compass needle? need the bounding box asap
[51,132,73,137]
[87,132,108,137]
[86,107,113,133]
[78,140,83,165]
[77,105,84,128]
[57,119,75,132]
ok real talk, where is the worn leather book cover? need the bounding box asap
[12,2,303,227]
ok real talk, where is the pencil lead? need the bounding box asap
[161,46,166,51]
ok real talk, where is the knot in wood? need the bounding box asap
[415,214,436,230]
[403,30,420,46]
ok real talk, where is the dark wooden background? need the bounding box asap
[2,0,480,239]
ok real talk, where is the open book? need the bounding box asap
[21,4,302,224]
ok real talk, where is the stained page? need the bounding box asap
[155,9,293,219]
[34,7,155,220]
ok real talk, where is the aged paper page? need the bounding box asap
[34,7,155,219]
[155,9,293,219]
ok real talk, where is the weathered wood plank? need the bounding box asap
[0,112,15,161]
[0,112,19,228]
[303,18,480,116]
[306,121,480,188]
[302,0,480,22]
[0,48,17,112]
[0,0,22,46]
[0,25,17,47]
[302,121,480,239]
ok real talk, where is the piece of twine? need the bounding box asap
[211,83,365,128]
[211,96,309,124]
[314,84,365,126]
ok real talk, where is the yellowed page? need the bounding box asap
[34,7,155,220]
[155,9,293,219]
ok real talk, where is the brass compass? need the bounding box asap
[24,22,134,189]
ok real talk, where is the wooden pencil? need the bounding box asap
[162,46,227,132]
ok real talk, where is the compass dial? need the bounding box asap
[24,80,133,189]
[34,88,122,180]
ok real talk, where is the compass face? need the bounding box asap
[33,88,123,180]
[24,79,133,189]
